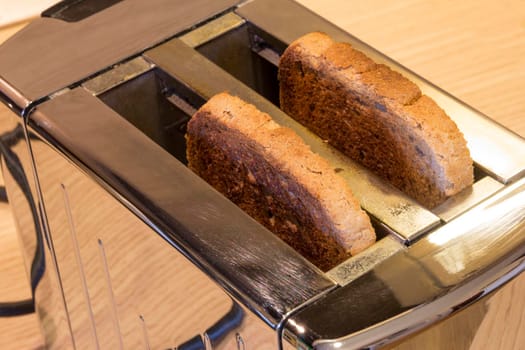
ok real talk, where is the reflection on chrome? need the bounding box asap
[287,319,305,335]
[429,179,525,247]
[434,247,467,275]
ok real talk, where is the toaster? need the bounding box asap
[0,0,524,348]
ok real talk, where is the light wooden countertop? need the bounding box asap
[0,1,524,349]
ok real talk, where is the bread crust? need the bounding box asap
[186,92,375,270]
[279,32,473,208]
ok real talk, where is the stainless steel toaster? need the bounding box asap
[0,0,524,349]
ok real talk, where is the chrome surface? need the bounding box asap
[420,86,525,184]
[326,236,406,287]
[433,176,504,222]
[0,0,240,103]
[0,103,37,276]
[0,79,30,113]
[61,184,99,347]
[237,0,525,185]
[256,47,281,67]
[384,271,525,350]
[28,87,335,330]
[177,4,522,244]
[26,129,284,348]
[179,12,246,48]
[97,239,124,349]
[144,37,441,244]
[1,0,524,349]
[82,56,155,96]
[0,103,75,348]
[165,93,198,117]
[287,177,525,349]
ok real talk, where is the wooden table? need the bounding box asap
[0,1,524,348]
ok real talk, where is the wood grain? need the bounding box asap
[0,1,524,348]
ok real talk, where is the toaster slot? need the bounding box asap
[98,68,202,165]
[143,38,443,245]
[180,13,280,107]
[81,11,509,282]
[94,63,393,244]
[93,63,397,277]
[181,12,506,224]
[87,40,422,280]
[235,0,525,185]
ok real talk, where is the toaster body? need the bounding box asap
[1,0,524,349]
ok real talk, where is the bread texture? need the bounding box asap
[186,92,375,271]
[279,32,473,208]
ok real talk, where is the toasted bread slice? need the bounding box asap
[186,92,375,270]
[279,32,473,208]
